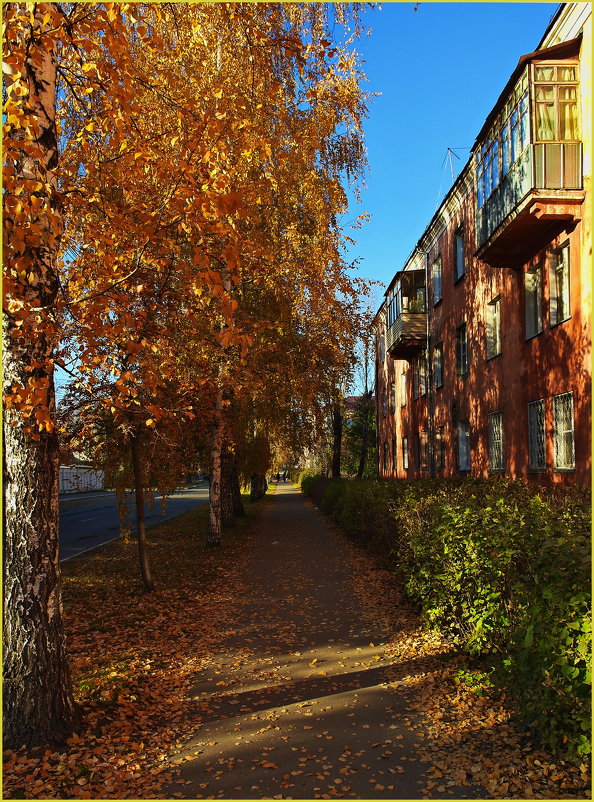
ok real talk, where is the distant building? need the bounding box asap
[59,461,104,494]
[374,3,591,486]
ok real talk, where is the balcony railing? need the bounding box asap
[386,313,426,360]
[476,142,583,265]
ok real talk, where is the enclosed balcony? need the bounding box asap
[474,39,584,268]
[385,269,426,360]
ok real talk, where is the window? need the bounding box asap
[379,332,386,362]
[383,441,389,472]
[553,392,575,470]
[488,411,504,473]
[550,244,570,326]
[525,265,543,339]
[476,71,530,209]
[457,421,470,471]
[392,437,397,470]
[454,229,465,281]
[436,426,446,470]
[533,63,579,142]
[434,343,444,388]
[528,399,546,471]
[456,323,468,375]
[419,431,429,470]
[400,369,407,407]
[419,354,427,397]
[402,436,409,470]
[413,361,419,400]
[486,297,502,359]
[432,257,442,304]
[390,381,396,414]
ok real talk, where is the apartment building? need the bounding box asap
[374,3,591,486]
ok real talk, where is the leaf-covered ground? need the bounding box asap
[3,485,590,799]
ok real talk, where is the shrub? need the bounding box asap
[300,474,591,760]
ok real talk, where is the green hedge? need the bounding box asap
[300,474,591,760]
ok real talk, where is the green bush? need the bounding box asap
[300,473,591,760]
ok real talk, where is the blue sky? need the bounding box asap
[343,2,559,305]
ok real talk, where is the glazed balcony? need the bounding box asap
[473,43,584,268]
[475,142,584,267]
[385,267,427,360]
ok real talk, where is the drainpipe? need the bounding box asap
[415,246,436,479]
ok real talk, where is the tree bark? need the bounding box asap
[207,388,224,546]
[130,433,155,592]
[3,11,77,748]
[331,397,343,479]
[250,473,267,500]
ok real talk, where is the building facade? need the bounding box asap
[374,3,591,486]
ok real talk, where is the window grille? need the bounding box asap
[528,399,546,471]
[456,324,468,375]
[458,421,470,471]
[553,392,575,470]
[419,431,429,469]
[488,411,504,472]
[436,426,446,470]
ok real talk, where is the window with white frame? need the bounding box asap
[525,265,543,339]
[402,436,409,470]
[486,297,502,359]
[434,343,444,389]
[528,399,546,471]
[457,421,470,471]
[456,323,468,375]
[550,244,570,326]
[488,411,504,472]
[432,257,442,304]
[400,369,407,407]
[553,391,575,470]
[454,229,465,282]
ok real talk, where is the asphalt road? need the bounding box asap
[59,485,210,562]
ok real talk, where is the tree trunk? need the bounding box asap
[221,442,234,527]
[331,398,343,479]
[230,454,245,517]
[250,473,267,501]
[130,434,155,592]
[356,391,372,479]
[207,389,224,546]
[3,11,77,748]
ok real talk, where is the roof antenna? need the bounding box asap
[441,147,461,183]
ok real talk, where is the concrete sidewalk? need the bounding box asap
[164,484,484,799]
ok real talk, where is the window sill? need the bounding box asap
[486,352,502,362]
[550,315,572,329]
[454,274,465,285]
[525,330,544,342]
[553,467,576,473]
[433,298,443,308]
[528,467,547,473]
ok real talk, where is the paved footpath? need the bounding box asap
[165,484,484,800]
